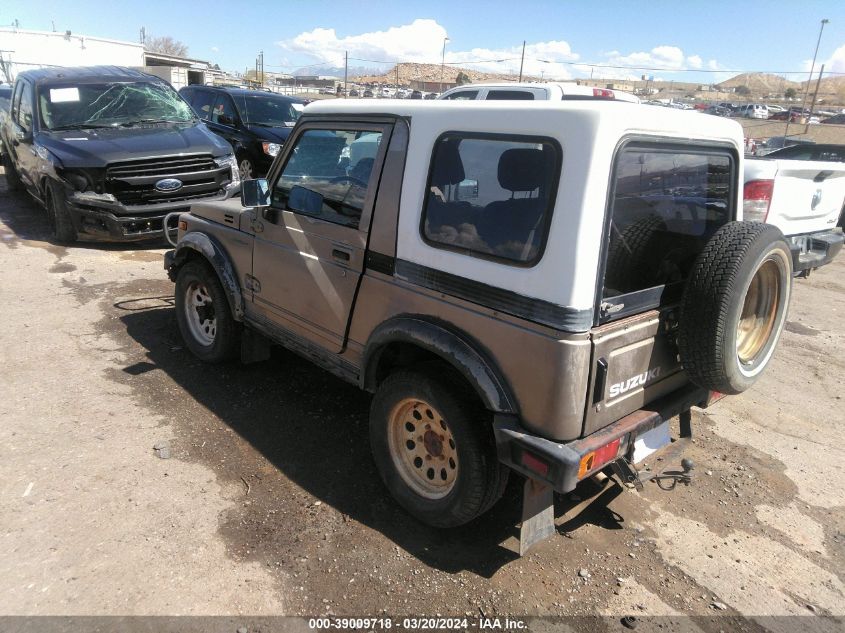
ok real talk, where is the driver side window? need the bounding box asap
[271,128,383,229]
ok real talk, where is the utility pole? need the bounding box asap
[343,50,348,98]
[440,37,449,93]
[259,50,264,86]
[808,64,825,131]
[518,40,525,82]
[789,18,828,137]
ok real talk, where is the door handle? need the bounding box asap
[331,248,351,262]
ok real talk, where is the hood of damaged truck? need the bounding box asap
[37,122,231,168]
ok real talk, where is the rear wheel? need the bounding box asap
[174,260,241,363]
[678,221,792,394]
[369,368,507,527]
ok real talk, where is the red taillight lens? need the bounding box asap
[743,179,774,222]
[592,88,614,98]
[521,451,550,477]
[577,437,621,478]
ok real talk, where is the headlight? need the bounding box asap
[215,154,240,184]
[262,142,281,157]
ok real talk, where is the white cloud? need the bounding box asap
[277,19,578,79]
[211,46,219,53]
[823,43,845,73]
[687,55,703,69]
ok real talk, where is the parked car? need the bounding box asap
[363,89,374,98]
[349,89,359,97]
[409,90,422,99]
[0,84,11,113]
[0,66,239,243]
[165,99,792,553]
[822,113,845,125]
[179,86,304,179]
[424,92,438,99]
[734,104,768,119]
[438,81,640,103]
[703,105,731,117]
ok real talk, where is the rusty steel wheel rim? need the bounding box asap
[736,259,780,366]
[387,398,458,499]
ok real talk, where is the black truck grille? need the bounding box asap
[105,154,229,206]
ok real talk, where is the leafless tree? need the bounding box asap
[145,36,188,58]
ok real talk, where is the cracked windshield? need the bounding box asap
[38,82,195,130]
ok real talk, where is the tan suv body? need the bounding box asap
[165,100,793,548]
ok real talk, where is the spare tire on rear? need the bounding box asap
[678,221,792,395]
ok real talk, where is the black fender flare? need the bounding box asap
[361,316,518,414]
[168,231,244,321]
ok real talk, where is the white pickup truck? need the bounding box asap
[744,155,845,274]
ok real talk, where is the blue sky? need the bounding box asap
[3,1,845,81]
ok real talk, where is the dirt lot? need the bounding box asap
[0,171,843,632]
[738,117,845,144]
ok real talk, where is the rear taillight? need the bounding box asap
[577,437,621,478]
[743,179,774,222]
[592,88,615,99]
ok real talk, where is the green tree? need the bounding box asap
[455,71,472,85]
[784,87,797,99]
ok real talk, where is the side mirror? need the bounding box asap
[241,178,270,208]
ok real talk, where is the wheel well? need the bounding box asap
[369,342,485,408]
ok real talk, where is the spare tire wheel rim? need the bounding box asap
[185,281,217,346]
[387,398,458,500]
[735,253,787,377]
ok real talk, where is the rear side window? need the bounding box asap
[17,82,33,131]
[602,144,734,311]
[421,133,561,265]
[486,90,535,100]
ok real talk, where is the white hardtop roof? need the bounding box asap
[303,99,744,144]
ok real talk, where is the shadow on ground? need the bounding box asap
[117,301,629,579]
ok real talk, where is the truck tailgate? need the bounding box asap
[750,159,845,236]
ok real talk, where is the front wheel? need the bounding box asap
[46,181,77,243]
[238,156,254,180]
[174,260,241,363]
[369,368,507,527]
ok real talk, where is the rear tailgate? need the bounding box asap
[755,159,845,235]
[582,309,690,436]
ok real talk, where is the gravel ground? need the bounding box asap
[0,171,842,632]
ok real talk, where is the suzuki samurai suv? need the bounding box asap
[164,100,792,551]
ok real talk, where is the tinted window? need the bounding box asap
[189,90,214,120]
[11,81,23,121]
[240,94,301,126]
[211,94,237,126]
[271,129,383,229]
[442,90,478,100]
[486,90,535,100]
[421,134,560,265]
[603,146,733,301]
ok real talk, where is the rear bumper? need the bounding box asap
[788,229,844,272]
[494,385,710,493]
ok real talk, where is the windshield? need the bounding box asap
[240,94,302,127]
[38,81,195,130]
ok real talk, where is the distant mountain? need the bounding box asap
[716,73,800,94]
[350,62,538,86]
[292,64,376,78]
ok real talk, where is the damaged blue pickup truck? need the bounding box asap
[0,66,240,242]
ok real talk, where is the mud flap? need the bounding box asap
[519,479,555,556]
